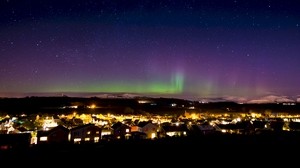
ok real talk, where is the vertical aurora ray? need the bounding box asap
[170,71,184,93]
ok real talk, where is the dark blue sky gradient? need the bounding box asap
[0,0,299,100]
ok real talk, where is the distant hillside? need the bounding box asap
[0,96,300,115]
[0,96,191,115]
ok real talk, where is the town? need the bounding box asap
[1,96,300,149]
[1,96,300,162]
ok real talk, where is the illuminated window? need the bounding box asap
[74,138,81,142]
[85,138,90,141]
[31,137,37,144]
[151,133,156,139]
[94,137,99,143]
[126,129,129,133]
[101,131,111,136]
[166,132,176,137]
[96,131,99,134]
[87,131,91,135]
[40,136,47,141]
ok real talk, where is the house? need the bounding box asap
[215,121,254,134]
[122,118,133,125]
[138,121,159,139]
[252,120,269,133]
[112,122,131,140]
[252,120,267,130]
[15,126,29,133]
[100,126,113,139]
[70,124,101,144]
[161,124,189,137]
[37,125,69,144]
[269,118,284,131]
[197,122,216,135]
[131,125,143,132]
[130,131,147,140]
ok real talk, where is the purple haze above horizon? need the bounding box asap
[0,0,300,100]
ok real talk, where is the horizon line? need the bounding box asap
[0,91,299,103]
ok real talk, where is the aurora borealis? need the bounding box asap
[0,0,300,100]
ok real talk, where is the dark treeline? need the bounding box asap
[0,96,190,115]
[0,96,300,115]
[195,102,300,114]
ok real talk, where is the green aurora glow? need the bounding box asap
[43,73,185,94]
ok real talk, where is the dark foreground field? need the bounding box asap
[2,132,300,165]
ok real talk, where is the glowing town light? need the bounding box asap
[151,133,156,139]
[40,136,48,141]
[89,104,96,109]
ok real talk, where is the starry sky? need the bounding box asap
[0,0,299,100]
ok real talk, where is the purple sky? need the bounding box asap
[0,0,299,100]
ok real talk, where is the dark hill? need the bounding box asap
[0,96,299,115]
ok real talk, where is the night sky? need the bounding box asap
[0,0,299,100]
